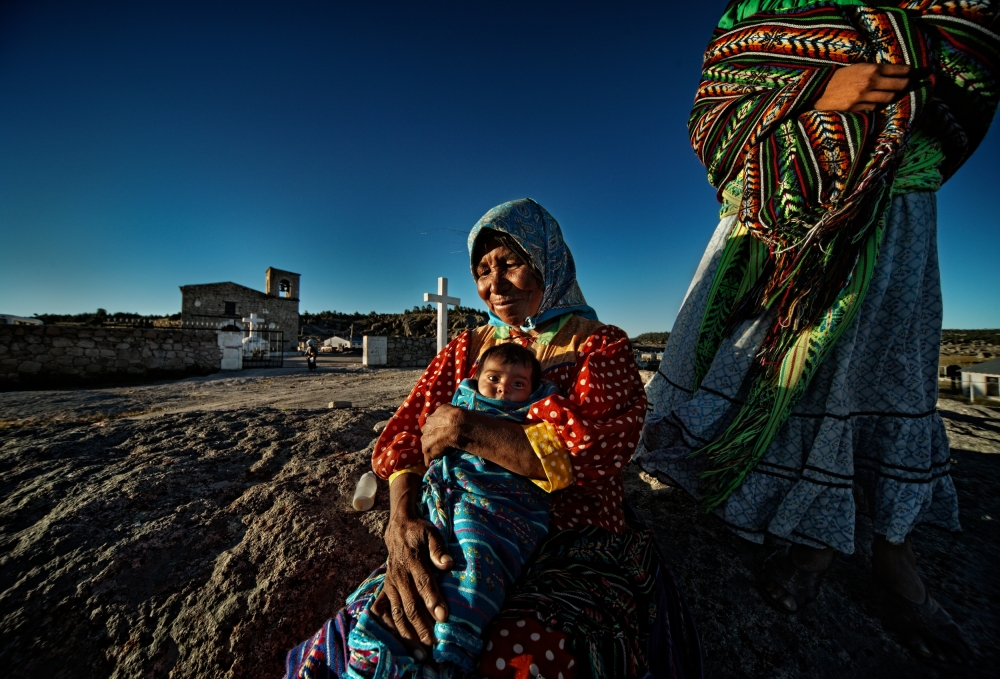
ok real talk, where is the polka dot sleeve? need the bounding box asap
[370,330,472,480]
[523,421,573,493]
[524,325,647,532]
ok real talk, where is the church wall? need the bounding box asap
[180,283,299,350]
[0,324,221,390]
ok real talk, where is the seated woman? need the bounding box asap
[285,198,701,679]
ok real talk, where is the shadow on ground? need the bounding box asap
[625,445,999,679]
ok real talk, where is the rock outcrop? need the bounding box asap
[1,369,998,678]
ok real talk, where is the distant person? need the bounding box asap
[344,343,562,675]
[304,340,318,371]
[285,198,701,679]
[637,0,997,669]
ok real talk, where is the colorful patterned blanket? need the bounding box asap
[688,0,999,510]
[421,380,559,669]
[344,379,559,677]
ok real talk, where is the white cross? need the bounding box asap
[424,277,460,352]
[243,313,262,336]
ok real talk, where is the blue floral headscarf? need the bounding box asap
[468,198,597,331]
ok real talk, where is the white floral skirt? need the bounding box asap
[635,192,960,554]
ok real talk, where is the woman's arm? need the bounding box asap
[813,63,911,112]
[365,331,474,648]
[420,405,545,479]
[370,472,454,651]
[425,325,647,497]
[371,331,473,479]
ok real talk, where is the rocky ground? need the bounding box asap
[1,363,997,678]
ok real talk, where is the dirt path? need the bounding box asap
[0,356,418,427]
[1,368,998,678]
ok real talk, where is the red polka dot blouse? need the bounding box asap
[372,315,647,534]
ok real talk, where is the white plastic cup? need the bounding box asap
[353,471,378,511]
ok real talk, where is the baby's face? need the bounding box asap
[477,358,534,402]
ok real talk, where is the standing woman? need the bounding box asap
[637,0,997,667]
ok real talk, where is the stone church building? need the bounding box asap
[180,267,300,350]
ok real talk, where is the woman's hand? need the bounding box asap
[423,405,546,479]
[813,63,912,112]
[421,405,464,466]
[370,473,453,652]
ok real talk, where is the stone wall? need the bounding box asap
[385,336,438,368]
[0,325,221,390]
[364,336,438,368]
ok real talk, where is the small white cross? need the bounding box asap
[424,277,460,352]
[243,313,262,335]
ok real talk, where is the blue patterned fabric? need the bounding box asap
[344,379,558,677]
[635,192,960,554]
[468,198,597,331]
[284,518,703,679]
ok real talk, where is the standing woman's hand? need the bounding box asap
[370,473,453,654]
[813,63,912,111]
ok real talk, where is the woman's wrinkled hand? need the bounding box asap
[370,500,453,653]
[421,404,464,466]
[813,63,912,112]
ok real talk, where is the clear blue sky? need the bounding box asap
[1,1,997,335]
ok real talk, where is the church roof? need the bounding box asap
[181,281,252,289]
[180,281,270,301]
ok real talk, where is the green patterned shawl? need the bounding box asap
[688,0,999,511]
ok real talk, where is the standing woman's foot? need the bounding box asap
[759,544,835,613]
[871,534,970,668]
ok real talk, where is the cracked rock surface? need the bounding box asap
[1,369,998,678]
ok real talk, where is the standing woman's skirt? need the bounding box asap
[635,192,960,554]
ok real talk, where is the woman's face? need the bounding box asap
[475,236,543,327]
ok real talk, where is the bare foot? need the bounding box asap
[761,544,835,613]
[871,535,969,666]
[871,534,925,602]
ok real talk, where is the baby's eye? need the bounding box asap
[488,375,499,382]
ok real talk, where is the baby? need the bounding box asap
[346,343,557,677]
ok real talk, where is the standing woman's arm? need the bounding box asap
[812,63,911,111]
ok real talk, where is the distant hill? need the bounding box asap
[941,329,1000,345]
[27,310,996,357]
[629,329,1000,357]
[29,310,180,326]
[22,307,489,339]
[631,332,670,346]
[940,329,1000,358]
[299,306,488,341]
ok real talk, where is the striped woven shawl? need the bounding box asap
[688,0,999,511]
